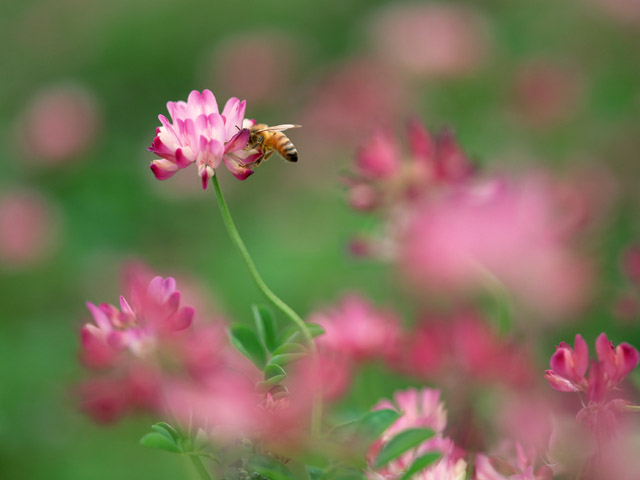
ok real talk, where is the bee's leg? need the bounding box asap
[253,153,265,167]
[260,150,274,163]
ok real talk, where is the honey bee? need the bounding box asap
[246,123,301,167]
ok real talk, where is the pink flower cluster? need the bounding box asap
[346,119,473,212]
[545,333,639,439]
[475,443,553,480]
[78,268,239,423]
[148,90,260,187]
[368,388,466,480]
[310,294,401,363]
[348,120,592,316]
[545,333,638,401]
[393,312,535,389]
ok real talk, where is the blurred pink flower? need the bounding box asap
[82,275,194,365]
[148,89,260,187]
[367,3,491,78]
[399,175,591,316]
[0,188,60,269]
[300,59,406,153]
[309,293,402,363]
[545,333,639,441]
[368,388,466,480]
[16,84,100,164]
[77,268,248,424]
[588,0,640,26]
[163,372,262,439]
[201,31,298,106]
[475,443,553,480]
[622,244,640,287]
[346,120,473,216]
[545,333,638,400]
[396,311,536,388]
[76,367,160,424]
[511,60,584,128]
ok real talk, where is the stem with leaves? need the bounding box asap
[210,174,322,432]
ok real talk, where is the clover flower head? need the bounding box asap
[148,89,260,188]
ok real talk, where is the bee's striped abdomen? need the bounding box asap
[275,133,298,163]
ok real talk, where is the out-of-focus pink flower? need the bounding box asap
[399,175,591,316]
[309,294,402,363]
[164,373,262,440]
[545,333,638,441]
[613,293,639,322]
[367,4,491,78]
[0,188,60,269]
[77,268,249,425]
[622,244,640,287]
[76,367,160,424]
[475,444,553,480]
[511,60,584,128]
[588,0,640,26]
[201,31,298,106]
[346,120,473,216]
[81,275,195,365]
[545,334,589,393]
[300,59,407,153]
[148,90,260,187]
[368,388,466,480]
[396,311,536,388]
[16,84,100,164]
[355,127,401,179]
[545,333,638,399]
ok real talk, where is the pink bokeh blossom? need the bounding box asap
[148,89,260,187]
[511,60,584,128]
[77,268,250,424]
[16,84,100,164]
[545,333,639,441]
[0,188,60,269]
[394,311,536,389]
[202,31,298,106]
[399,175,591,316]
[300,59,406,154]
[475,443,553,480]
[309,293,402,363]
[367,3,491,78]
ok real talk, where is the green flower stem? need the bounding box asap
[210,174,322,432]
[211,174,315,351]
[626,405,640,412]
[188,454,212,480]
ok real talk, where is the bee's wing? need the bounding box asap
[254,124,301,133]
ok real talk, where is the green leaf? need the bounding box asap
[322,467,366,480]
[151,422,180,442]
[330,409,400,446]
[256,364,288,392]
[307,466,325,480]
[400,452,442,480]
[140,432,181,453]
[279,323,325,344]
[268,352,307,367]
[229,324,267,369]
[247,454,294,480]
[272,342,307,356]
[253,305,279,352]
[374,428,435,469]
[287,461,312,480]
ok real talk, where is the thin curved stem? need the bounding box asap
[210,174,322,432]
[188,454,212,480]
[210,175,316,352]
